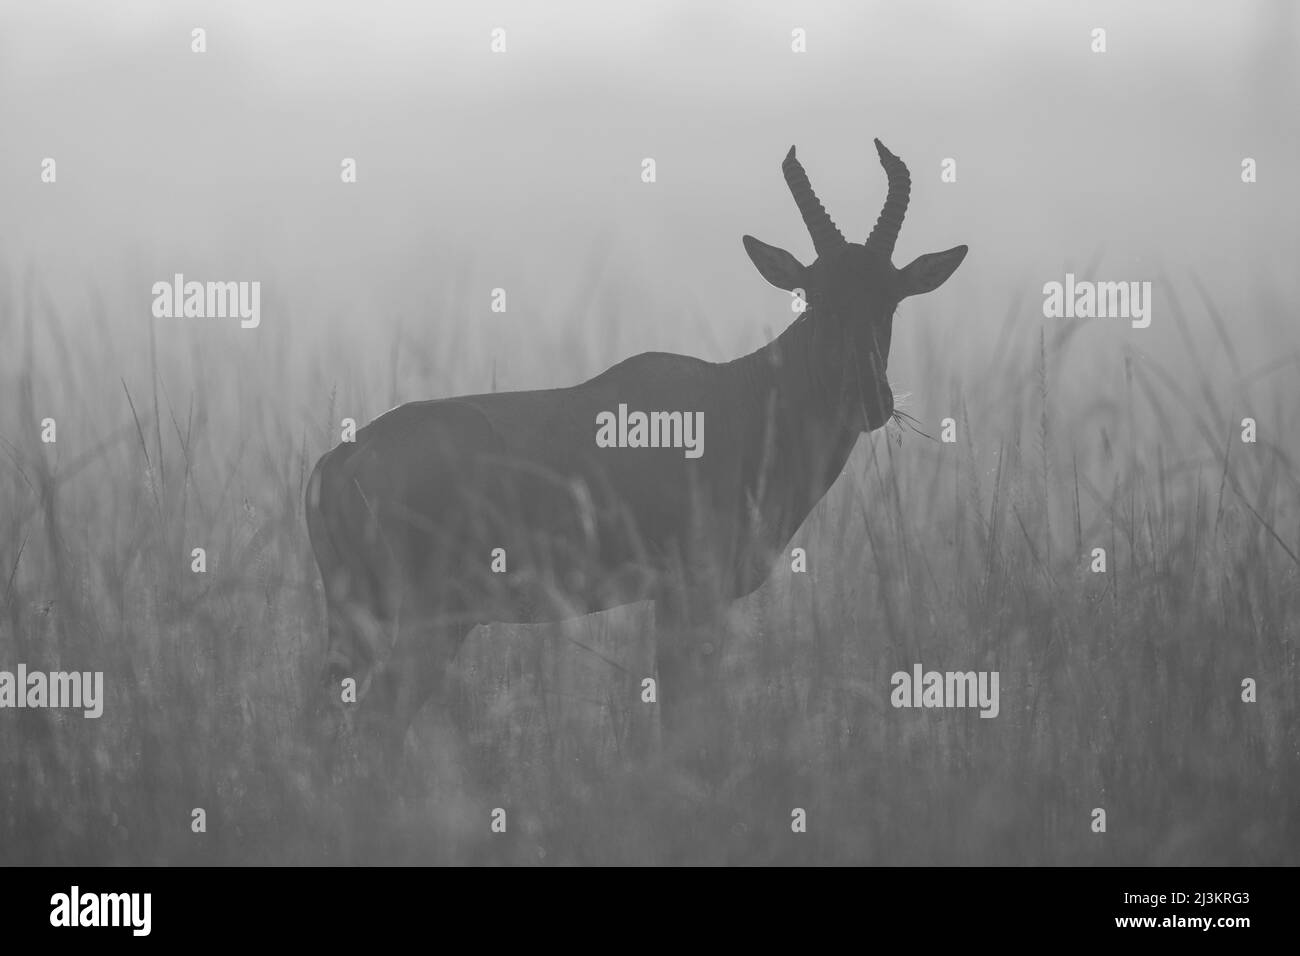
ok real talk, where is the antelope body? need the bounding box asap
[306,140,967,764]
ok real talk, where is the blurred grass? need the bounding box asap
[0,249,1297,866]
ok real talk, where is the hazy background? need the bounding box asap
[3,0,1296,391]
[0,1,1296,864]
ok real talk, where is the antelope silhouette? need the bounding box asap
[305,139,967,770]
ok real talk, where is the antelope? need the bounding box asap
[305,139,967,770]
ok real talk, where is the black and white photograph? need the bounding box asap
[0,0,1294,934]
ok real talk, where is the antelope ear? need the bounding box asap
[898,245,968,297]
[743,235,806,292]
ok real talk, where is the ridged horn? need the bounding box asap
[864,138,911,258]
[782,146,845,257]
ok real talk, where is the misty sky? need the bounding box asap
[1,0,1295,395]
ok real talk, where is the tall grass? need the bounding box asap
[0,252,1296,865]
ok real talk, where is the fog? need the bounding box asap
[0,0,1297,867]
[2,1,1295,392]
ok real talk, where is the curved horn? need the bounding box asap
[782,146,845,257]
[865,138,911,258]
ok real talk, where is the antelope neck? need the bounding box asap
[730,305,863,478]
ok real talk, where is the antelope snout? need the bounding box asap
[862,379,894,431]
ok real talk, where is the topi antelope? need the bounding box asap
[305,139,967,769]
